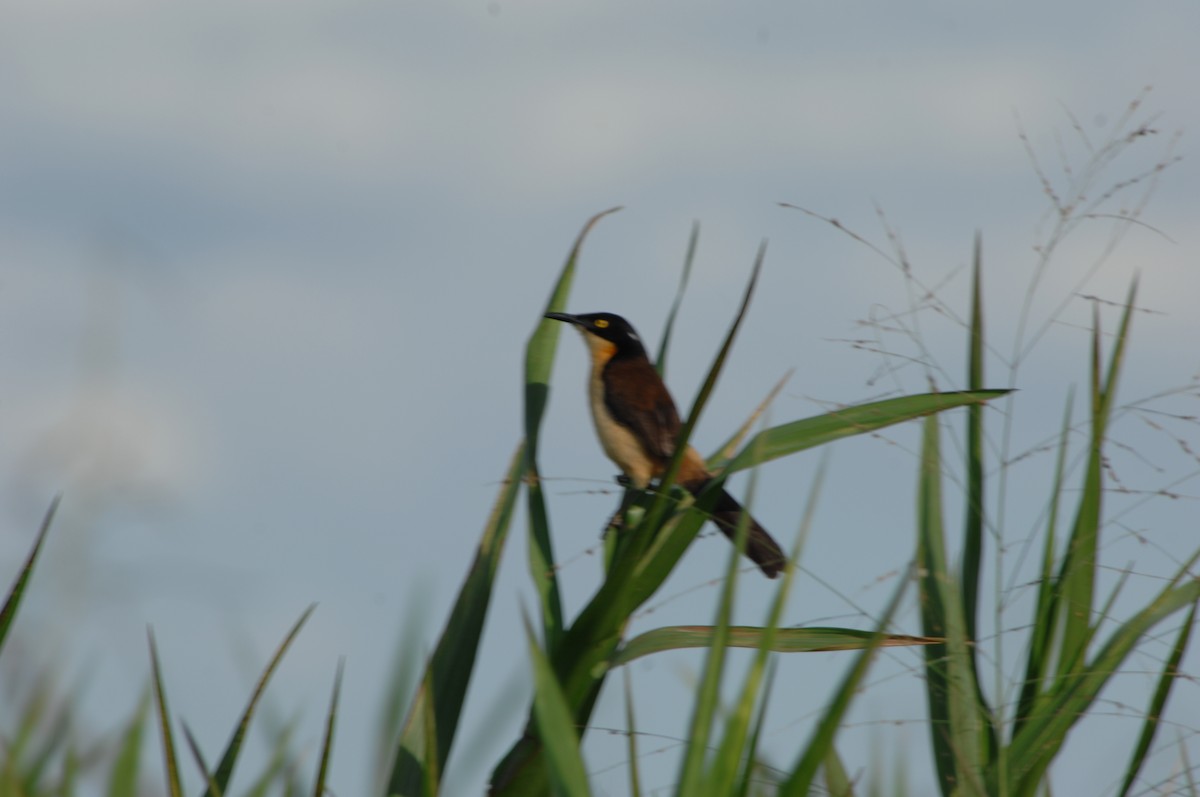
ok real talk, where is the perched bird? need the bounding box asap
[546,311,786,578]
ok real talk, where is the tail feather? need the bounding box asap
[692,483,787,578]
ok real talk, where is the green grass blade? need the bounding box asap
[961,235,985,648]
[373,595,429,793]
[612,626,938,666]
[1055,284,1136,681]
[1007,567,1200,790]
[312,659,345,797]
[708,463,813,796]
[622,670,643,797]
[916,416,986,797]
[655,220,699,377]
[734,662,778,797]
[1116,601,1197,797]
[779,564,912,795]
[1013,393,1073,737]
[524,616,593,797]
[106,688,150,797]
[1053,309,1105,680]
[420,665,440,797]
[711,390,1010,476]
[183,722,225,797]
[675,474,743,797]
[0,496,60,657]
[202,604,315,797]
[525,207,622,654]
[390,444,525,796]
[147,628,184,797]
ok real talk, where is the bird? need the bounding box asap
[545,311,786,578]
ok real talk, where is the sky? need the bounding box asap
[1,2,1199,795]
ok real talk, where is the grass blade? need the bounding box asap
[106,688,150,797]
[147,628,184,797]
[0,496,61,657]
[917,416,986,797]
[707,462,814,796]
[183,722,224,797]
[622,669,643,797]
[391,444,525,796]
[1116,601,1196,797]
[1007,563,1200,790]
[655,220,699,377]
[962,235,985,649]
[612,626,938,666]
[712,390,1010,476]
[202,604,315,797]
[526,207,622,654]
[312,659,345,797]
[524,616,593,797]
[823,745,855,797]
[1054,284,1137,688]
[734,662,778,797]
[1013,392,1073,736]
[779,564,912,795]
[674,469,743,797]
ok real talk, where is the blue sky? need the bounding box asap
[1,2,1198,795]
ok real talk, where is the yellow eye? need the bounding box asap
[594,319,609,329]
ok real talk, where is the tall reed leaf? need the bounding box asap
[390,445,525,796]
[524,617,593,797]
[1055,282,1136,680]
[917,415,987,797]
[526,206,622,653]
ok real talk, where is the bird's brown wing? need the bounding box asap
[602,356,682,463]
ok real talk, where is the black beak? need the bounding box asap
[544,312,582,326]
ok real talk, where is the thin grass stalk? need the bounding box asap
[1116,602,1197,797]
[622,670,643,797]
[656,220,699,377]
[311,659,344,797]
[147,629,184,797]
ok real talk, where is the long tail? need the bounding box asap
[689,482,786,578]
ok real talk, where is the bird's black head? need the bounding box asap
[545,312,647,356]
